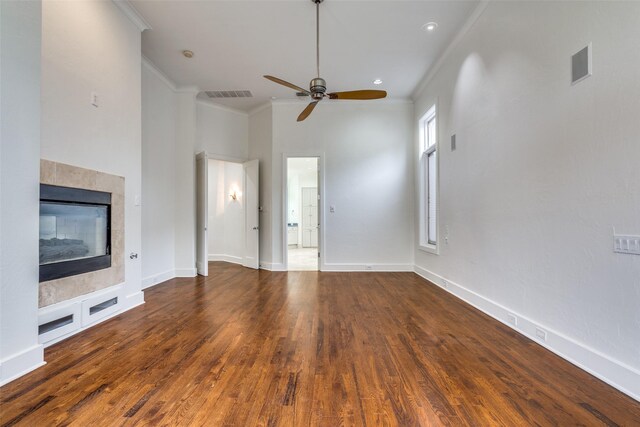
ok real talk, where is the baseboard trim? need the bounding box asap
[208,254,243,265]
[142,269,176,289]
[174,268,197,277]
[0,344,45,387]
[414,265,640,403]
[259,262,286,271]
[322,263,414,272]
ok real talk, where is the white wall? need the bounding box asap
[207,159,244,263]
[197,100,249,160]
[40,0,143,307]
[271,101,415,271]
[248,105,274,266]
[0,0,44,385]
[413,1,640,399]
[141,61,177,288]
[173,91,198,276]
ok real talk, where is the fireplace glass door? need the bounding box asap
[40,202,109,265]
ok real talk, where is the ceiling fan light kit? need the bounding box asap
[264,0,387,121]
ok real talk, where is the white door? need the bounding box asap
[243,159,259,269]
[302,187,318,247]
[195,152,208,276]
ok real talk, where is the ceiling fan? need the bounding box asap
[264,0,387,122]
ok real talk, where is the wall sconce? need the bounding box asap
[230,191,238,201]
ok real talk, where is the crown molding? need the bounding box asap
[196,98,249,116]
[112,0,151,32]
[412,1,489,99]
[142,55,177,91]
[270,98,413,107]
[248,102,273,117]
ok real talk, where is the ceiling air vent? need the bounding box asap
[205,90,253,99]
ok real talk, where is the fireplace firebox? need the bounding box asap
[39,184,111,282]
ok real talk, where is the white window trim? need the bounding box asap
[418,105,439,254]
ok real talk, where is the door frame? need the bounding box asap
[282,153,325,271]
[196,151,249,273]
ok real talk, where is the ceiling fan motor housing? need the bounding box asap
[310,77,326,100]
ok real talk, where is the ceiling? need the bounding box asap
[133,0,479,111]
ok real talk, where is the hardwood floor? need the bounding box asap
[1,262,639,426]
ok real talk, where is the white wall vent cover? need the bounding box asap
[205,90,253,98]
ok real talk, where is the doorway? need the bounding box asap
[196,152,259,276]
[286,157,319,271]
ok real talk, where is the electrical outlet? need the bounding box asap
[329,206,335,213]
[507,313,518,326]
[535,327,547,342]
[365,265,373,271]
[442,279,448,289]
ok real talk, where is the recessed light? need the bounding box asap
[373,79,383,85]
[182,50,194,58]
[422,22,438,32]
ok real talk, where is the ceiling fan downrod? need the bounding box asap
[310,0,325,100]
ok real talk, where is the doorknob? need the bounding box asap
[252,226,259,230]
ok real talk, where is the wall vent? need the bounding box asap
[571,44,592,85]
[205,90,253,99]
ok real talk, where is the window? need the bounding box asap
[419,106,437,251]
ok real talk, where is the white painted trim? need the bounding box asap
[208,254,243,265]
[271,99,413,107]
[258,262,286,272]
[175,85,200,94]
[112,0,151,32]
[204,152,247,164]
[142,269,176,289]
[412,1,489,99]
[174,268,197,277]
[142,55,177,92]
[413,266,640,403]
[248,102,272,117]
[125,291,145,309]
[322,263,414,272]
[196,98,248,116]
[0,344,45,387]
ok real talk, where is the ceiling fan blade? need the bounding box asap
[297,101,319,122]
[264,75,310,95]
[327,90,387,100]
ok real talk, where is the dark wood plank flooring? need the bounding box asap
[1,262,639,426]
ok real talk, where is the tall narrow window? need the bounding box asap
[419,106,437,251]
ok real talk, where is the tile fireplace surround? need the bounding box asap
[39,160,124,308]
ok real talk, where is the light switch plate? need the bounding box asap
[614,234,640,255]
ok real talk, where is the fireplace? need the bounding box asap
[39,184,111,282]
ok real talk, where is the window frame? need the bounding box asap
[418,105,439,254]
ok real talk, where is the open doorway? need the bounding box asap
[207,159,245,266]
[286,157,319,271]
[195,152,259,276]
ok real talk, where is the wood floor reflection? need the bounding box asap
[1,262,639,426]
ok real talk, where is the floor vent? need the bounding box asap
[39,314,74,335]
[205,90,253,99]
[90,297,118,315]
